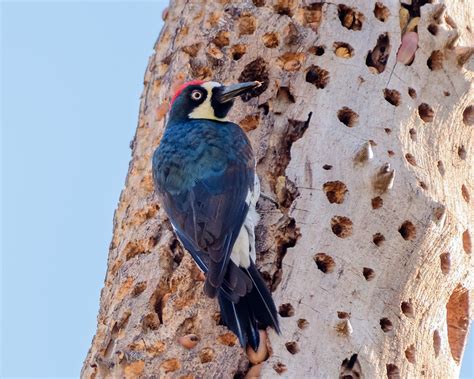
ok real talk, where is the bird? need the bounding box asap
[152,80,280,351]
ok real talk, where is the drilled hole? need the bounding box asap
[433,205,446,222]
[427,50,443,70]
[142,313,160,331]
[458,145,467,160]
[190,62,212,80]
[374,2,390,22]
[274,0,296,16]
[181,43,201,58]
[258,102,269,115]
[409,128,417,141]
[405,344,416,364]
[461,184,470,203]
[401,0,433,18]
[463,105,474,126]
[420,178,431,190]
[387,150,395,157]
[305,65,329,89]
[323,181,348,204]
[372,196,383,209]
[313,253,335,273]
[366,33,390,73]
[230,44,246,61]
[337,311,350,319]
[238,14,256,36]
[124,241,150,261]
[239,114,260,132]
[285,341,299,355]
[401,300,414,318]
[132,282,147,297]
[338,4,364,30]
[363,267,375,281]
[340,354,362,378]
[334,42,354,58]
[322,164,333,170]
[277,52,305,72]
[418,103,434,122]
[446,284,469,363]
[217,333,236,347]
[384,128,392,134]
[206,43,223,63]
[300,3,323,30]
[405,153,416,166]
[408,87,417,98]
[380,318,393,332]
[462,229,471,254]
[199,347,215,363]
[309,45,325,56]
[337,107,358,127]
[440,252,451,274]
[273,362,287,374]
[383,88,401,106]
[437,161,445,176]
[331,216,353,238]
[283,22,301,45]
[213,30,230,48]
[279,303,295,317]
[386,364,400,379]
[372,233,385,246]
[238,58,269,101]
[297,318,309,329]
[428,23,439,35]
[399,220,416,240]
[262,32,279,48]
[433,330,441,357]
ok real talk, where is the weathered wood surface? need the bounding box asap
[82,1,473,377]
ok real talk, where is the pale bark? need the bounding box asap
[82,1,473,378]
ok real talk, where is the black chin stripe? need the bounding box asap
[211,87,233,119]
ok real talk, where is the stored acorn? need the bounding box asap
[178,334,200,349]
[246,330,268,364]
[245,364,262,378]
[353,141,373,166]
[373,163,395,194]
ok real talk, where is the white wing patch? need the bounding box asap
[231,174,261,268]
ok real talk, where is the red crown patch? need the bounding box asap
[170,80,205,106]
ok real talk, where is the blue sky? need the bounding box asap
[1,1,472,378]
[1,1,166,376]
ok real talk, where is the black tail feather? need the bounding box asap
[245,263,281,334]
[217,262,280,351]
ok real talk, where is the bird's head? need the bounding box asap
[168,80,261,122]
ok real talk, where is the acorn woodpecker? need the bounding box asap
[152,80,280,350]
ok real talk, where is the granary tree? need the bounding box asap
[82,0,473,377]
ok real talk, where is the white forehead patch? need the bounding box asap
[204,81,222,90]
[189,81,228,121]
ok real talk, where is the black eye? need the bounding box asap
[191,90,202,100]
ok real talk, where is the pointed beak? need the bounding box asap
[216,81,262,103]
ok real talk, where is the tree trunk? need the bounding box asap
[82,1,473,377]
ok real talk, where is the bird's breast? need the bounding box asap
[153,120,251,195]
